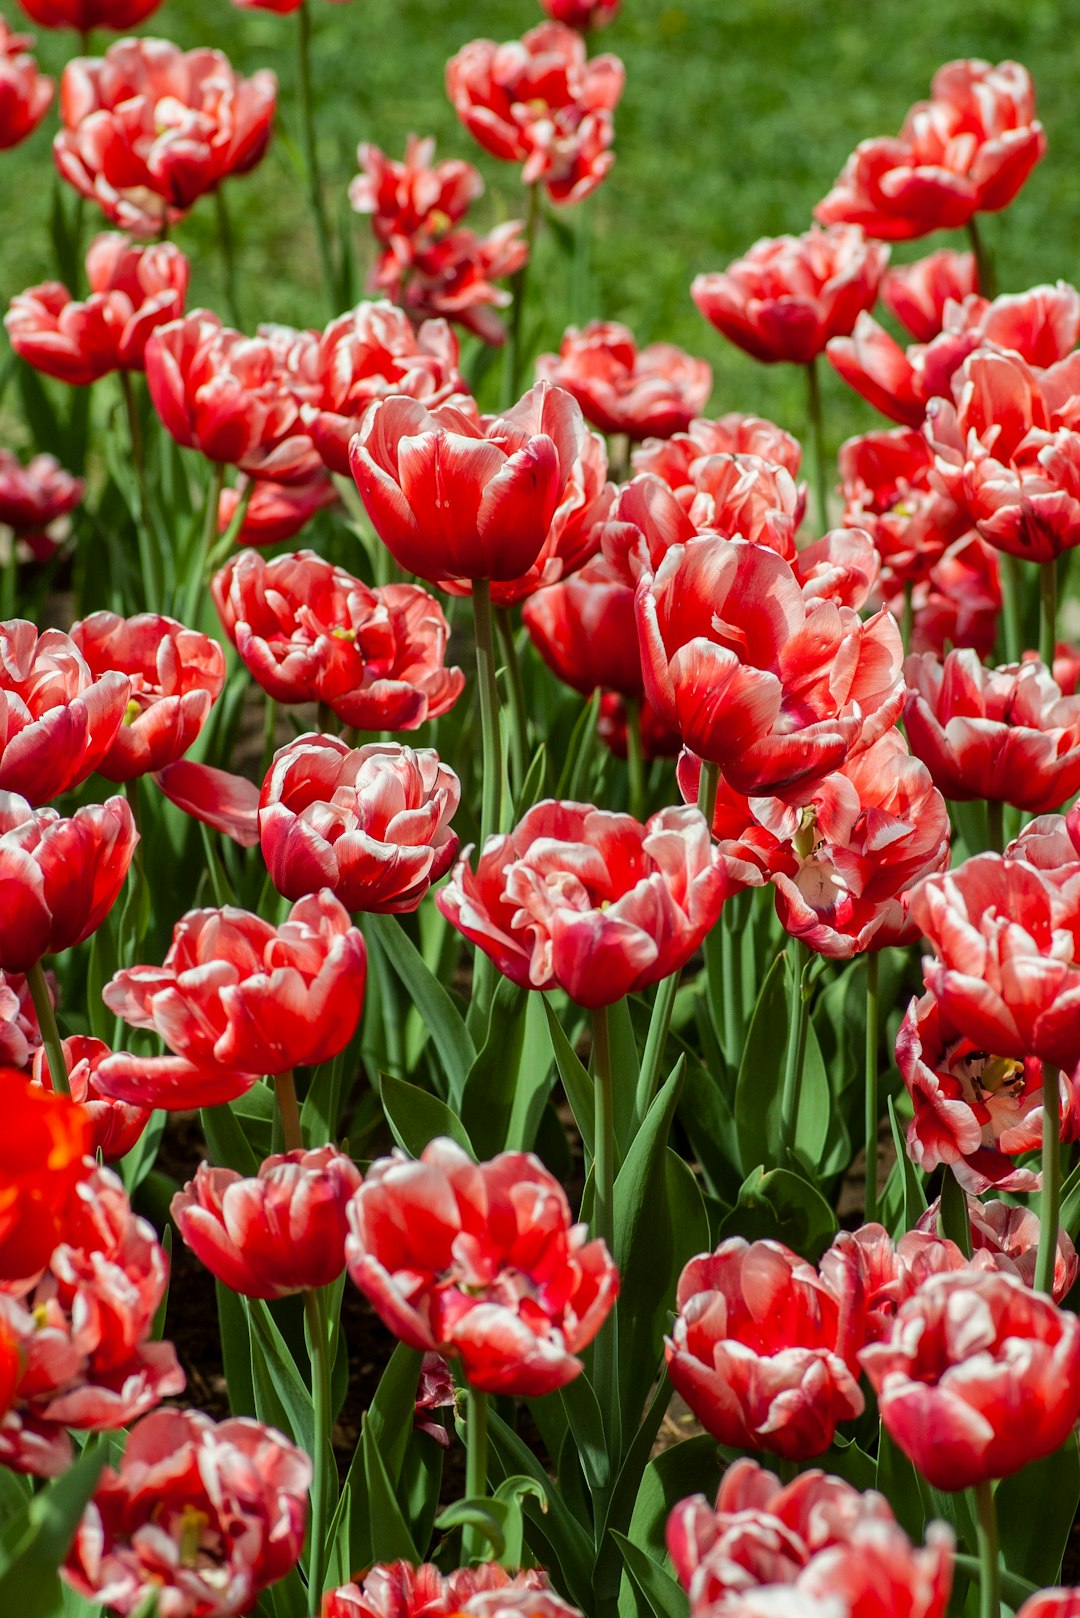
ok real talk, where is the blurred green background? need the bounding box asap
[4,0,1080,450]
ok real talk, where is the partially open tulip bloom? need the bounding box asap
[260,736,460,914]
[213,551,464,729]
[915,1197,1079,1301]
[19,0,161,27]
[345,1138,618,1395]
[691,225,887,365]
[54,38,277,236]
[904,650,1080,810]
[668,1459,953,1618]
[5,236,189,386]
[0,620,130,803]
[218,473,337,548]
[839,428,969,586]
[63,1409,311,1617]
[438,801,746,1008]
[447,23,624,205]
[1017,1596,1080,1618]
[522,558,642,699]
[0,1067,90,1279]
[860,1268,1080,1489]
[537,321,712,440]
[0,18,51,150]
[882,250,979,340]
[816,59,1046,240]
[0,453,83,558]
[665,1238,865,1460]
[0,794,137,973]
[323,1563,584,1618]
[71,611,225,781]
[894,532,1001,660]
[350,381,586,584]
[97,892,366,1109]
[634,410,802,485]
[172,1147,362,1299]
[32,1036,150,1162]
[636,537,905,795]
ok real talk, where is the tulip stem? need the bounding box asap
[1001,554,1024,666]
[274,1068,304,1153]
[495,607,529,807]
[901,580,914,655]
[303,1286,332,1607]
[972,1478,1001,1618]
[214,186,243,329]
[696,758,719,827]
[1040,559,1058,669]
[966,217,996,300]
[636,970,680,1128]
[986,799,1004,854]
[624,699,646,821]
[261,694,278,782]
[27,960,68,1097]
[1035,1062,1062,1296]
[864,949,879,1226]
[805,357,829,534]
[462,1384,489,1561]
[472,579,504,846]
[779,939,810,1160]
[504,182,541,406]
[296,0,339,315]
[184,462,226,626]
[591,1003,621,1457]
[120,372,163,612]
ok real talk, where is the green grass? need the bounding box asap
[5,0,1080,453]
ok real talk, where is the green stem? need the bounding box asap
[28,960,68,1096]
[696,758,719,827]
[1035,1062,1061,1296]
[1040,559,1058,670]
[901,579,914,655]
[1001,553,1024,666]
[624,698,645,821]
[297,0,338,314]
[939,1164,973,1256]
[183,462,226,626]
[260,693,278,782]
[303,1287,332,1607]
[214,185,243,329]
[972,1478,1001,1618]
[721,895,747,1063]
[805,357,829,534]
[472,579,504,846]
[495,606,529,807]
[986,799,1004,854]
[274,1068,304,1153]
[779,939,810,1159]
[591,1004,621,1456]
[864,949,880,1226]
[120,372,163,611]
[635,970,679,1127]
[505,183,542,405]
[461,1384,490,1562]
[966,217,997,300]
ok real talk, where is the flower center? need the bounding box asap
[178,1505,210,1568]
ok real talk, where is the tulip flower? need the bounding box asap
[18,0,161,26]
[597,692,680,761]
[218,473,337,548]
[887,532,1001,661]
[821,1221,981,1351]
[604,460,801,564]
[63,1408,311,1616]
[536,320,712,439]
[0,1067,90,1279]
[447,23,625,205]
[260,736,461,914]
[522,558,642,698]
[0,967,44,1068]
[345,1137,618,1395]
[30,1036,150,1162]
[881,249,979,340]
[633,410,802,484]
[541,0,619,28]
[213,551,464,730]
[915,1197,1079,1301]
[0,17,51,150]
[54,38,277,236]
[839,428,969,586]
[665,1238,865,1460]
[437,800,747,1008]
[172,1147,362,1299]
[5,236,189,386]
[97,892,366,1110]
[323,1565,584,1618]
[154,758,260,848]
[0,454,83,561]
[860,1268,1080,1489]
[1017,1594,1080,1618]
[816,59,1046,240]
[691,225,887,366]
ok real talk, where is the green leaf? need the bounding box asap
[717,1165,837,1260]
[791,1014,831,1171]
[560,1370,609,1494]
[505,992,557,1153]
[954,1555,1038,1607]
[119,1109,165,1196]
[937,1165,972,1257]
[616,1432,722,1618]
[486,1409,594,1608]
[543,997,595,1158]
[607,995,641,1159]
[0,1441,106,1618]
[365,913,475,1105]
[733,952,788,1176]
[513,741,549,817]
[245,1299,314,1455]
[1060,1158,1080,1237]
[201,1100,260,1177]
[217,1280,257,1418]
[364,1342,424,1487]
[613,1534,689,1618]
[362,1413,419,1563]
[886,1096,928,1236]
[435,1497,508,1559]
[997,1433,1080,1586]
[379,1070,473,1159]
[461,977,531,1157]
[556,690,602,802]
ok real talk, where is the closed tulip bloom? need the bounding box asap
[839,429,969,586]
[0,1068,90,1279]
[0,620,131,803]
[218,472,337,549]
[0,18,51,149]
[633,410,803,485]
[522,559,641,698]
[860,1267,1080,1489]
[438,801,744,1008]
[537,320,712,440]
[260,737,460,914]
[302,301,463,477]
[541,0,618,28]
[692,225,887,366]
[0,453,83,559]
[323,1564,582,1618]
[213,551,464,729]
[54,38,276,236]
[636,537,905,796]
[816,59,1045,241]
[63,1408,311,1617]
[665,1239,865,1460]
[350,381,585,584]
[447,23,624,205]
[172,1147,362,1299]
[904,650,1080,811]
[18,0,161,28]
[71,611,225,782]
[31,1036,150,1161]
[97,891,366,1109]
[0,794,137,973]
[5,236,188,386]
[881,250,979,341]
[345,1137,618,1395]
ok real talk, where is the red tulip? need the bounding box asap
[70,611,225,782]
[0,620,131,804]
[153,758,260,848]
[888,532,1001,660]
[904,650,1080,811]
[345,1137,618,1395]
[98,892,366,1109]
[54,38,276,236]
[0,453,83,559]
[790,526,880,610]
[605,460,802,565]
[218,471,337,548]
[63,1409,310,1616]
[597,691,680,761]
[0,793,137,972]
[18,0,161,27]
[447,23,624,205]
[839,428,969,586]
[260,736,460,914]
[323,1564,583,1618]
[5,235,188,386]
[349,381,586,584]
[1008,804,1080,875]
[213,551,464,729]
[816,59,1045,240]
[633,410,802,485]
[372,219,530,346]
[0,968,45,1068]
[692,225,887,365]
[1017,1596,1080,1618]
[540,0,618,28]
[172,1147,362,1299]
[31,1036,150,1161]
[522,559,641,698]
[0,17,51,149]
[860,1268,1080,1489]
[0,1068,90,1280]
[350,134,482,245]
[438,800,745,1008]
[537,320,712,440]
[881,249,979,340]
[668,1458,953,1618]
[821,1222,979,1353]
[665,1238,865,1460]
[915,1197,1079,1302]
[636,537,905,795]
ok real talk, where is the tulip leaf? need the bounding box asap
[462,978,538,1157]
[398,1434,445,1561]
[560,1371,610,1494]
[716,1165,837,1260]
[362,1413,419,1563]
[365,913,475,1106]
[379,1071,474,1159]
[119,1109,166,1196]
[513,741,549,817]
[434,1497,507,1559]
[996,1433,1080,1585]
[200,1101,260,1178]
[364,1342,424,1487]
[543,996,595,1159]
[790,1013,832,1174]
[607,995,641,1159]
[953,1555,1038,1607]
[245,1299,315,1457]
[486,1409,595,1608]
[216,1280,257,1419]
[556,690,602,802]
[614,1433,722,1618]
[505,992,558,1153]
[613,1534,689,1618]
[0,1439,106,1618]
[886,1095,927,1236]
[1059,1158,1080,1237]
[733,951,789,1175]
[937,1163,972,1257]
